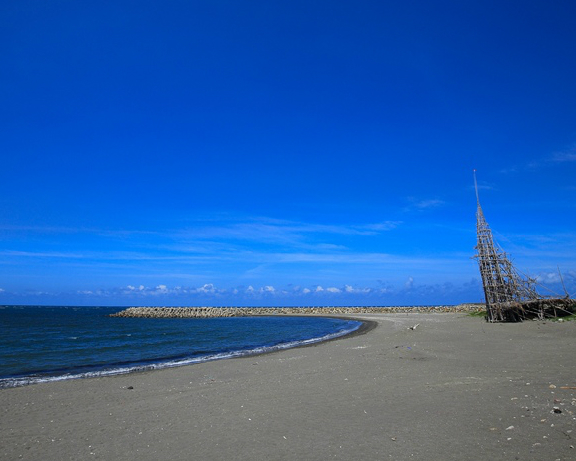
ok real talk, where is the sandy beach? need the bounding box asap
[1,313,575,461]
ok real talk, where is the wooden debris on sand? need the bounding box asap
[486,298,576,322]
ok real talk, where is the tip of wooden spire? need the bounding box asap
[473,170,480,205]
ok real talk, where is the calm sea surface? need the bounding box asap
[0,306,361,388]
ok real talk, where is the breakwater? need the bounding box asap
[110,304,483,318]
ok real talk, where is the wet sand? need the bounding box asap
[1,313,575,460]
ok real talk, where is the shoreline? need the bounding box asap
[0,315,374,390]
[2,313,574,460]
[248,314,379,353]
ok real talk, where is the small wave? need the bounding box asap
[0,322,361,389]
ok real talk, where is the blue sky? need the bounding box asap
[1,0,575,306]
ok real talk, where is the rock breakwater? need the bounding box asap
[110,304,482,318]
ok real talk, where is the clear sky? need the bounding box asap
[1,0,575,306]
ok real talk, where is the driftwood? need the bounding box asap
[485,298,576,322]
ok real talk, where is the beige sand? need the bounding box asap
[1,313,575,461]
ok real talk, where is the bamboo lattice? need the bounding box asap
[473,172,540,322]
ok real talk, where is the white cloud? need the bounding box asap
[315,285,324,292]
[344,285,372,294]
[326,287,341,293]
[302,288,311,294]
[262,285,275,293]
[536,272,561,284]
[0,288,4,293]
[196,283,216,293]
[124,285,146,292]
[534,270,576,297]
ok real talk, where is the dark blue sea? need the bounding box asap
[0,306,362,388]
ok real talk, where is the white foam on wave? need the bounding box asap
[0,321,361,389]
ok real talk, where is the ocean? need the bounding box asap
[0,305,362,388]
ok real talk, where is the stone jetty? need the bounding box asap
[110,304,482,318]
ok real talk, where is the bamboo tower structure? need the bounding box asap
[473,171,540,322]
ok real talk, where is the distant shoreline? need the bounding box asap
[110,303,484,318]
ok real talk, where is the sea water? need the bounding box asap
[0,306,362,388]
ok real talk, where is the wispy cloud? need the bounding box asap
[0,247,477,287]
[550,145,576,163]
[500,143,576,173]
[1,216,402,262]
[404,197,445,212]
[1,250,88,259]
[469,181,496,193]
[176,217,402,244]
[498,166,518,174]
[0,225,158,237]
[0,250,222,262]
[12,277,485,306]
[494,231,576,260]
[3,211,572,305]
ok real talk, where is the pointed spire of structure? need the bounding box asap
[473,171,540,321]
[473,169,481,207]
